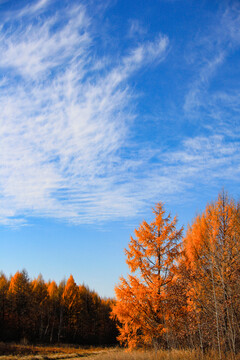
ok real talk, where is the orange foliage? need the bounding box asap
[112,193,240,355]
[47,280,58,299]
[112,202,183,349]
[183,191,240,355]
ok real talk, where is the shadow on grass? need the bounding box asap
[0,342,108,359]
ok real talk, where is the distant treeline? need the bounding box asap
[0,271,118,345]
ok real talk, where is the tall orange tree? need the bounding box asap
[112,202,183,349]
[184,191,240,357]
[7,270,31,340]
[62,275,81,342]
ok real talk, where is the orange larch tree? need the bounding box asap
[184,191,240,357]
[112,202,183,349]
[7,270,31,341]
[47,280,59,343]
[62,275,81,342]
[31,274,49,341]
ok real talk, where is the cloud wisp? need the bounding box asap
[0,1,170,225]
[183,2,240,128]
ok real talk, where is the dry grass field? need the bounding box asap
[89,348,240,360]
[0,343,109,360]
[0,345,240,360]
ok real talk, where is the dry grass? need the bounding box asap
[0,343,108,360]
[87,348,240,360]
[1,345,240,360]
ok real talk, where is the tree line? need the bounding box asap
[0,271,118,345]
[112,192,240,358]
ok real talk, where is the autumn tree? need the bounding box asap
[98,298,119,345]
[57,279,66,343]
[47,280,59,343]
[184,191,240,357]
[78,284,107,345]
[0,273,9,340]
[163,260,190,349]
[62,275,81,342]
[31,274,49,341]
[7,270,32,341]
[112,202,183,349]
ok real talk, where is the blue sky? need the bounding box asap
[0,0,239,297]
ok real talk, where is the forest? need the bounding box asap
[0,192,240,359]
[0,272,118,345]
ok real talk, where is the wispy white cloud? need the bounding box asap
[184,3,240,120]
[18,0,50,17]
[184,52,225,113]
[219,3,240,46]
[128,19,147,38]
[133,134,240,202]
[0,5,89,78]
[123,35,169,70]
[0,1,170,225]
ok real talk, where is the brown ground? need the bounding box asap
[0,343,109,360]
[0,344,240,360]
